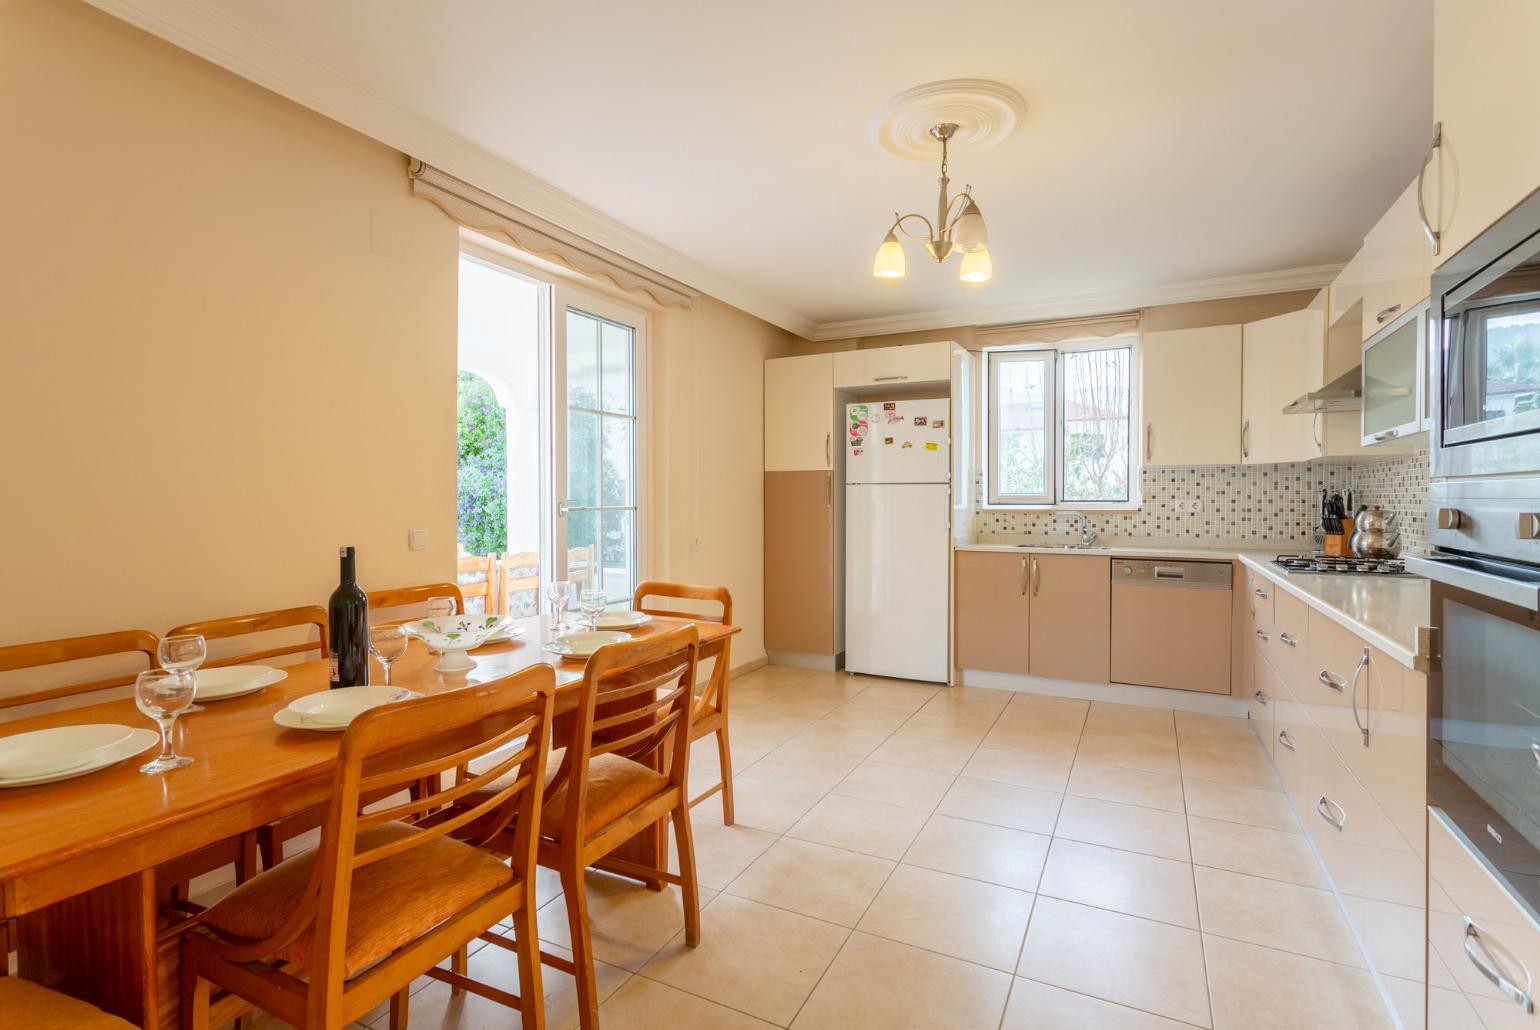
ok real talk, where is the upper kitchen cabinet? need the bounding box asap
[1429,0,1540,263]
[832,340,953,389]
[1357,180,1433,342]
[1361,302,1427,446]
[765,352,834,471]
[1242,306,1325,464]
[1140,325,1242,465]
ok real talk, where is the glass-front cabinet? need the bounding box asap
[1361,300,1427,445]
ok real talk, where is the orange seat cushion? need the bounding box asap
[539,751,670,840]
[199,821,514,978]
[0,978,137,1030]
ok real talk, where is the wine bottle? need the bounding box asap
[328,546,369,688]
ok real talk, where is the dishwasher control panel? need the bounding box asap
[1113,559,1232,588]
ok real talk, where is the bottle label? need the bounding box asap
[328,656,340,684]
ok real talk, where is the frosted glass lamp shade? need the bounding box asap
[952,200,989,253]
[958,246,993,283]
[872,231,906,279]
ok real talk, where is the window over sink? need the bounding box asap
[985,339,1137,507]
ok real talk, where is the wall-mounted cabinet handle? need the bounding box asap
[1145,423,1153,462]
[1253,689,1269,707]
[1019,555,1028,597]
[1316,794,1347,831]
[873,375,910,382]
[1318,669,1346,693]
[1373,430,1399,442]
[1278,632,1298,648]
[1241,419,1250,460]
[1255,629,1270,642]
[825,431,831,467]
[1350,647,1371,747]
[1278,730,1297,752]
[1464,918,1535,1013]
[1376,303,1403,324]
[825,472,831,507]
[1416,122,1444,256]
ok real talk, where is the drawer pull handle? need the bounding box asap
[1531,742,1540,774]
[1376,303,1402,324]
[1278,632,1298,648]
[1255,630,1270,642]
[873,375,910,382]
[1318,669,1346,693]
[1254,690,1269,707]
[1316,794,1347,831]
[1019,555,1028,597]
[1350,647,1371,748]
[1278,730,1297,751]
[1464,917,1535,1013]
[1253,587,1269,599]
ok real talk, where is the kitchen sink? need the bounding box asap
[1012,542,1110,550]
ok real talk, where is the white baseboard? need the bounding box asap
[957,669,1247,717]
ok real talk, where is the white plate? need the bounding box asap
[194,665,287,701]
[542,631,630,659]
[279,687,423,730]
[0,728,159,787]
[0,723,136,779]
[595,611,652,630]
[483,622,527,643]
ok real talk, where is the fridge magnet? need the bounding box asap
[901,441,913,449]
[852,448,863,455]
[884,437,894,445]
[882,402,896,411]
[933,419,946,428]
[913,416,928,426]
[849,424,861,438]
[885,412,904,424]
[924,441,939,451]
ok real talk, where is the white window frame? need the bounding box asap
[984,336,1141,510]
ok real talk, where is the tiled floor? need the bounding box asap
[252,665,1396,1030]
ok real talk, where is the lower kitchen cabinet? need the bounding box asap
[954,551,1031,675]
[1027,554,1110,683]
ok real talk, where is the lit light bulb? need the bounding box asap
[872,231,906,279]
[958,247,993,283]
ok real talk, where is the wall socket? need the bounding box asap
[408,528,429,551]
[1173,498,1203,514]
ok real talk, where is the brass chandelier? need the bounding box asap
[872,122,992,283]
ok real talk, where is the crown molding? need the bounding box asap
[77,0,820,340]
[807,263,1345,341]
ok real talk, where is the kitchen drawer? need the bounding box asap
[1269,590,1308,682]
[831,341,952,389]
[1247,642,1281,758]
[1275,717,1409,853]
[1245,569,1275,631]
[1301,608,1405,713]
[1314,663,1426,858]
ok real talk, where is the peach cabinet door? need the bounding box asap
[764,470,834,654]
[953,551,1030,675]
[1028,554,1110,683]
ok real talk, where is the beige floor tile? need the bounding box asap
[641,894,848,1025]
[787,792,929,860]
[786,721,892,758]
[1055,795,1191,861]
[1089,701,1177,727]
[790,931,1012,1030]
[936,776,1062,834]
[857,864,1033,971]
[871,732,979,772]
[725,837,894,927]
[1173,711,1254,746]
[1181,777,1298,833]
[980,720,1082,759]
[1068,761,1186,812]
[1178,745,1280,790]
[962,746,1074,792]
[850,682,938,712]
[734,711,816,739]
[1203,934,1392,1030]
[1082,716,1178,748]
[674,820,779,890]
[536,871,717,971]
[1001,977,1197,1030]
[1005,691,1090,713]
[892,711,996,746]
[743,742,865,790]
[1194,866,1363,966]
[597,976,779,1029]
[1018,897,1211,1027]
[1073,732,1182,776]
[1187,815,1326,888]
[720,774,827,834]
[901,813,1051,891]
[755,693,847,720]
[833,760,954,810]
[993,704,1088,735]
[918,685,1014,715]
[738,664,820,689]
[1037,838,1198,929]
[820,700,914,733]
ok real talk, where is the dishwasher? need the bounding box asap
[1110,559,1233,694]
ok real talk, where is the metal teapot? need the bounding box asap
[1349,505,1402,558]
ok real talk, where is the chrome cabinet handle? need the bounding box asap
[1253,690,1269,707]
[873,375,910,382]
[1145,423,1153,462]
[1373,430,1399,442]
[1019,555,1028,597]
[1376,303,1402,324]
[825,431,831,467]
[1350,647,1371,747]
[1278,632,1298,648]
[1255,629,1270,642]
[1253,586,1269,599]
[1416,122,1443,255]
[1318,669,1346,693]
[1316,794,1347,831]
[1241,418,1250,460]
[1531,742,1540,775]
[1278,729,1297,751]
[1464,918,1535,1013]
[1031,556,1041,597]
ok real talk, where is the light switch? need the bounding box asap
[408,529,429,552]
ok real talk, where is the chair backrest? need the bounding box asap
[456,554,496,613]
[632,582,733,709]
[567,547,594,588]
[0,630,159,711]
[499,551,541,617]
[546,625,699,846]
[167,606,328,668]
[198,665,556,992]
[366,582,465,624]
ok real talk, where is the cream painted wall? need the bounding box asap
[0,0,460,643]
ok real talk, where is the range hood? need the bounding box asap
[1282,366,1362,415]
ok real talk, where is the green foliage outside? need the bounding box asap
[457,371,507,556]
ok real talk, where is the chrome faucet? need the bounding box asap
[1068,511,1098,548]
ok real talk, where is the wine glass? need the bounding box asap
[368,625,409,686]
[158,633,207,713]
[546,580,577,632]
[135,670,196,774]
[579,589,608,631]
[425,595,458,621]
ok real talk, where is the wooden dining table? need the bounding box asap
[0,613,738,1029]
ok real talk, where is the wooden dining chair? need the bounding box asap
[460,625,702,1030]
[182,666,556,1030]
[499,551,542,617]
[633,582,736,824]
[567,546,594,588]
[0,977,138,1027]
[457,554,497,614]
[366,582,465,624]
[167,606,329,669]
[0,629,159,713]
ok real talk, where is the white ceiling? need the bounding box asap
[93,0,1433,338]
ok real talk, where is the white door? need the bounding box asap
[553,287,646,605]
[845,483,950,682]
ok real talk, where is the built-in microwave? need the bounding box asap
[1432,186,1540,479]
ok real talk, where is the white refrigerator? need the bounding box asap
[844,398,951,682]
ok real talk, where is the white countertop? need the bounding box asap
[954,539,1430,666]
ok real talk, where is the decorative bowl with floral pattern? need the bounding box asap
[402,614,515,672]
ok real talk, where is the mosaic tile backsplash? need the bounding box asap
[970,449,1430,555]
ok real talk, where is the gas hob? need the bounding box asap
[1271,554,1410,576]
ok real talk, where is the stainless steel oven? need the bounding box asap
[1432,186,1540,478]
